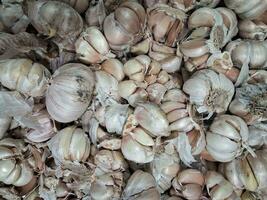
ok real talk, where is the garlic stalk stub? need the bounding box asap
[46,63,94,123]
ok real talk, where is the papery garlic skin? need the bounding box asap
[75,27,115,64]
[150,143,180,193]
[0,138,33,187]
[221,149,267,192]
[147,4,186,47]
[183,69,234,115]
[171,169,204,200]
[0,59,51,97]
[59,0,89,13]
[123,170,160,200]
[229,84,267,124]
[206,171,235,200]
[206,114,250,162]
[0,116,11,139]
[27,0,83,49]
[103,1,146,51]
[134,103,169,137]
[46,63,94,123]
[224,0,267,19]
[48,126,90,164]
[0,2,30,33]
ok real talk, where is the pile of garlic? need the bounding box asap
[0,0,266,199]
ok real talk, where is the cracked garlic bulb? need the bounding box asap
[183,69,234,116]
[206,114,251,162]
[75,27,115,64]
[103,1,146,51]
[123,170,160,200]
[0,138,33,187]
[48,126,91,164]
[0,59,51,97]
[46,63,94,123]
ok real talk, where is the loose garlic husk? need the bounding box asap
[0,116,11,139]
[171,169,205,200]
[48,126,90,164]
[27,0,83,49]
[206,171,236,200]
[103,1,146,51]
[0,59,51,97]
[0,138,33,187]
[85,0,106,27]
[224,0,267,19]
[238,19,267,40]
[134,103,169,137]
[220,149,267,192]
[90,172,124,200]
[122,170,160,200]
[94,150,128,173]
[59,0,89,13]
[0,2,30,33]
[147,4,186,47]
[206,114,251,162]
[150,143,180,193]
[75,27,115,64]
[46,63,94,123]
[183,69,234,116]
[121,114,155,163]
[229,83,267,124]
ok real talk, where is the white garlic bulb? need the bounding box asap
[75,27,115,64]
[206,114,250,162]
[134,103,169,137]
[48,126,91,164]
[150,143,180,193]
[183,69,234,116]
[0,59,51,97]
[206,171,236,200]
[220,149,267,192]
[46,63,94,123]
[171,169,205,200]
[123,170,160,200]
[0,138,33,187]
[238,19,267,40]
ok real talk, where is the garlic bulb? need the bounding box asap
[0,138,33,187]
[94,150,128,172]
[134,103,169,137]
[0,116,11,139]
[206,114,250,162]
[183,69,234,115]
[90,172,123,200]
[122,170,160,200]
[229,83,267,124]
[147,4,186,47]
[171,169,204,200]
[27,0,83,49]
[150,143,180,193]
[75,27,115,64]
[0,2,30,33]
[238,19,267,40]
[48,126,90,164]
[224,0,267,19]
[85,0,106,27]
[59,0,89,13]
[46,63,94,123]
[103,1,146,51]
[247,122,267,148]
[206,171,236,200]
[121,115,154,163]
[0,59,51,97]
[220,149,267,192]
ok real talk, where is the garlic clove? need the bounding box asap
[181,40,210,57]
[101,59,125,81]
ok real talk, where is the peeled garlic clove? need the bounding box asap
[75,27,115,64]
[46,63,94,123]
[0,59,51,97]
[134,103,169,137]
[48,126,91,164]
[101,59,125,81]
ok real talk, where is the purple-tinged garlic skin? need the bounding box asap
[46,63,94,123]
